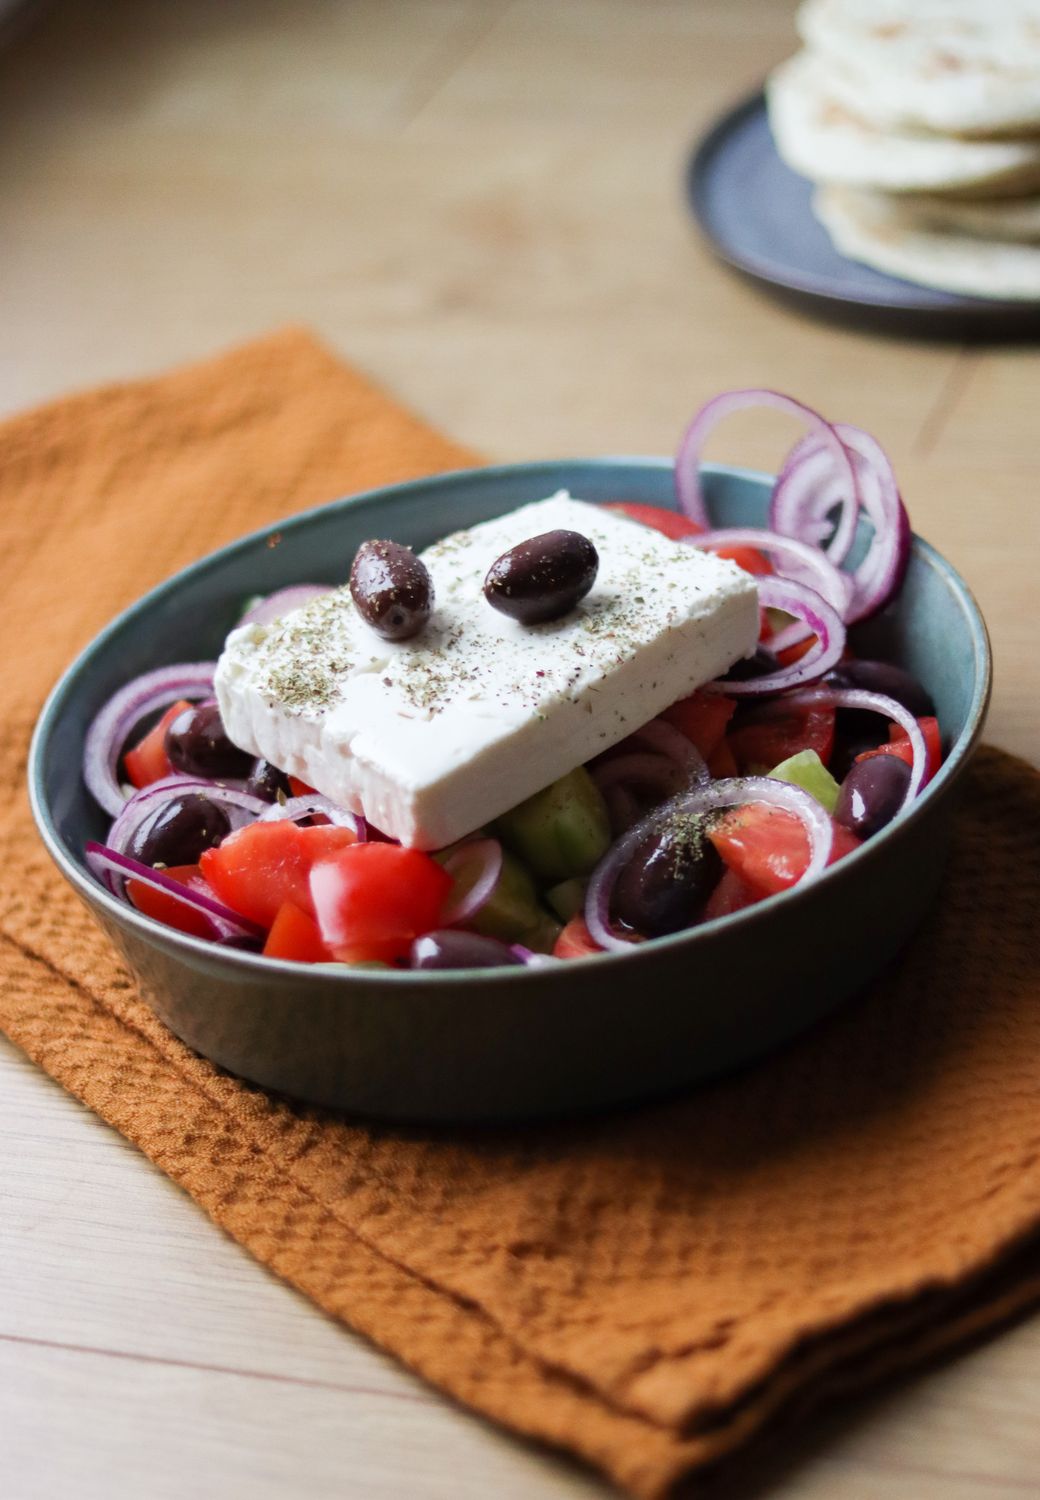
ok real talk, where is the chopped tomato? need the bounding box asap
[706,736,739,779]
[123,699,193,789]
[714,543,773,577]
[702,868,759,921]
[856,715,942,786]
[263,901,335,963]
[727,698,836,774]
[288,775,317,797]
[709,805,860,899]
[126,863,217,940]
[660,689,737,759]
[776,634,817,666]
[309,842,452,964]
[604,501,704,541]
[200,820,358,927]
[605,501,771,576]
[552,914,603,959]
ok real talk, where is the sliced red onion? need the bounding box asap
[834,425,911,622]
[709,577,845,696]
[692,527,853,624]
[85,841,264,943]
[440,838,503,926]
[789,687,929,804]
[585,778,835,953]
[593,753,687,797]
[771,430,859,565]
[603,783,640,836]
[675,389,859,529]
[238,585,334,628]
[84,663,217,817]
[259,795,367,838]
[622,718,710,785]
[107,776,267,855]
[509,944,559,967]
[771,424,910,624]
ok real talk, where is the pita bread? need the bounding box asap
[890,191,1040,242]
[814,185,1040,299]
[768,53,1040,194]
[799,0,1040,138]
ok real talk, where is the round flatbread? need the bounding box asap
[890,191,1040,242]
[814,185,1040,299]
[768,53,1040,194]
[799,0,1040,139]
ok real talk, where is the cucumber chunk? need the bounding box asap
[495,767,611,882]
[545,877,588,923]
[768,749,840,814]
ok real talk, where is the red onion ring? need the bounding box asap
[85,841,264,942]
[788,687,930,804]
[691,527,853,627]
[238,585,334,628]
[770,424,910,624]
[509,944,559,967]
[585,778,835,953]
[620,718,710,785]
[593,753,687,796]
[107,777,267,855]
[259,795,367,838]
[675,389,859,529]
[84,663,217,817]
[439,838,503,926]
[709,578,845,696]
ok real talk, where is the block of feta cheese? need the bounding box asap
[215,494,759,849]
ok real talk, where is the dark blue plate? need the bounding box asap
[688,92,1040,341]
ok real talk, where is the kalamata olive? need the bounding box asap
[164,700,254,779]
[483,530,598,625]
[826,659,935,779]
[127,793,232,867]
[611,815,723,938]
[410,930,523,970]
[245,757,292,803]
[723,645,781,682]
[349,539,433,641]
[834,754,912,840]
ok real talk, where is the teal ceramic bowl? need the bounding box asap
[29,461,991,1121]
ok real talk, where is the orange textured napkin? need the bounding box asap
[3,330,1040,1498]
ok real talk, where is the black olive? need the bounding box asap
[826,659,935,779]
[164,701,254,779]
[835,755,912,840]
[127,793,232,868]
[611,816,723,938]
[349,539,433,641]
[722,645,781,682]
[410,930,523,970]
[245,758,292,803]
[483,530,598,625]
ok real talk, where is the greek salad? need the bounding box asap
[82,389,940,970]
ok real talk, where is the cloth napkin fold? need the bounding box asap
[3,329,1040,1499]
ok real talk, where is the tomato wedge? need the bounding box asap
[309,842,452,964]
[200,820,358,928]
[660,689,737,759]
[263,901,335,963]
[856,715,942,786]
[123,699,193,790]
[727,698,836,775]
[708,805,859,899]
[126,863,217,940]
[604,501,704,541]
[702,868,759,921]
[552,914,603,959]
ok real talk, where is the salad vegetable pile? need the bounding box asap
[82,389,941,970]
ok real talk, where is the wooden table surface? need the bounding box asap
[2,3,1039,1497]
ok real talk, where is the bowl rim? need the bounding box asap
[28,456,993,983]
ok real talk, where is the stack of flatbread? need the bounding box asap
[767,0,1040,300]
